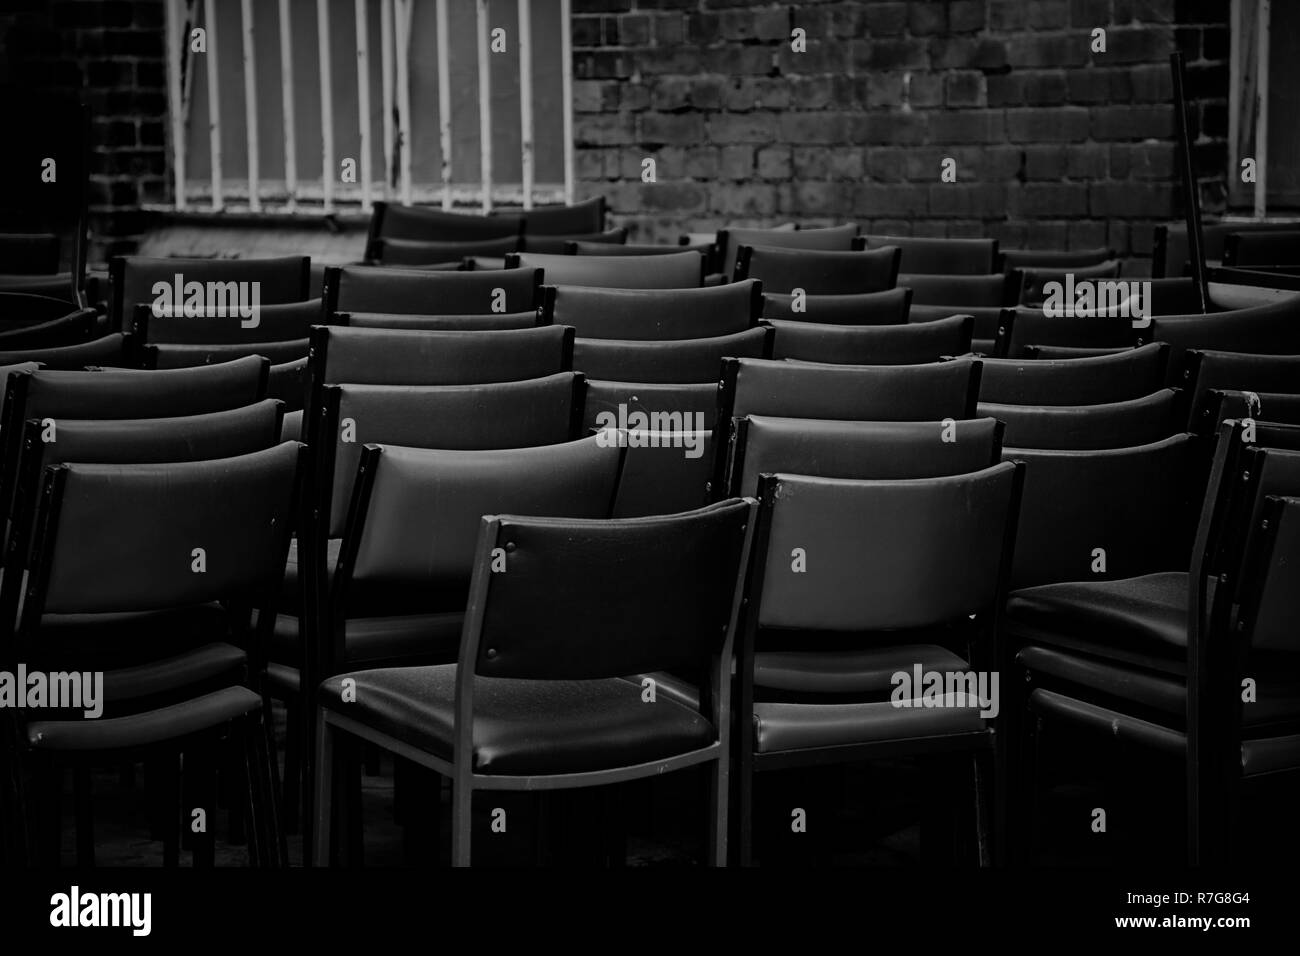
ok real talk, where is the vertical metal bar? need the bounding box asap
[278,0,297,209]
[166,0,188,209]
[560,0,574,205]
[205,0,223,210]
[518,0,534,210]
[395,0,413,204]
[1254,0,1270,219]
[240,0,260,211]
[380,0,394,199]
[476,0,493,213]
[356,0,373,211]
[1228,0,1242,207]
[1170,52,1209,314]
[436,0,453,209]
[317,0,335,212]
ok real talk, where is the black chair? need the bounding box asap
[145,340,309,369]
[976,343,1170,405]
[541,280,761,340]
[337,310,542,331]
[736,463,1022,865]
[598,425,716,518]
[0,333,137,369]
[1021,344,1130,359]
[0,293,89,327]
[573,327,771,383]
[761,287,911,325]
[507,251,704,289]
[1004,421,1300,863]
[567,238,711,259]
[734,245,900,295]
[1202,389,1300,431]
[1180,349,1300,433]
[523,228,627,254]
[1000,247,1116,270]
[132,298,321,348]
[900,272,1016,308]
[911,303,1014,354]
[368,202,522,243]
[0,308,98,350]
[1142,297,1300,373]
[6,442,301,867]
[979,390,1183,451]
[269,358,309,416]
[997,307,1138,358]
[323,264,543,316]
[1152,219,1300,278]
[0,233,61,276]
[857,235,999,275]
[366,236,521,266]
[1017,259,1123,308]
[1002,433,1198,589]
[520,196,607,235]
[109,256,311,332]
[314,495,754,867]
[1223,230,1300,268]
[583,379,720,431]
[724,415,1004,499]
[769,314,972,364]
[717,224,859,282]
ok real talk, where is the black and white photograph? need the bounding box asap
[0,0,1295,937]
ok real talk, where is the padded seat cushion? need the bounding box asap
[26,686,263,751]
[319,665,714,774]
[753,697,987,753]
[755,644,970,698]
[1005,571,1192,672]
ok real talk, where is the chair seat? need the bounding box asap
[270,609,463,667]
[26,686,263,752]
[1005,571,1193,673]
[752,696,988,754]
[756,643,970,698]
[318,665,714,775]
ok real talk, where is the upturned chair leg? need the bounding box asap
[311,711,334,868]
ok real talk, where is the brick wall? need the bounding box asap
[571,0,1230,265]
[0,0,167,265]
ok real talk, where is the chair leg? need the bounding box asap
[282,698,301,835]
[251,708,287,867]
[972,749,994,867]
[191,743,217,868]
[737,750,755,867]
[1022,710,1043,865]
[311,711,334,867]
[707,755,729,867]
[36,757,62,867]
[73,766,94,867]
[451,771,472,867]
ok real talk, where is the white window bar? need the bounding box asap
[355,0,373,211]
[380,0,394,199]
[166,0,187,210]
[476,0,492,214]
[317,0,335,212]
[240,0,260,211]
[1254,0,1270,219]
[518,0,534,211]
[436,0,453,209]
[204,0,223,210]
[278,0,297,209]
[395,0,413,204]
[560,0,574,205]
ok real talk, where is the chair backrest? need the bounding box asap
[1017,259,1123,307]
[567,239,706,257]
[0,292,83,326]
[325,264,543,315]
[734,244,900,295]
[6,400,284,567]
[507,251,704,289]
[1152,219,1300,278]
[573,327,771,384]
[338,310,541,331]
[717,224,859,281]
[725,415,1003,499]
[0,333,134,369]
[0,234,61,275]
[367,235,520,265]
[901,271,1013,307]
[857,235,998,275]
[145,339,309,369]
[1181,350,1300,433]
[463,498,753,682]
[751,464,1020,631]
[583,379,720,430]
[979,389,1182,450]
[110,255,310,331]
[308,324,573,389]
[22,442,300,619]
[769,314,972,364]
[339,435,622,597]
[523,228,627,254]
[1143,297,1300,372]
[316,373,583,536]
[976,342,1170,405]
[1241,495,1300,653]
[1202,389,1300,432]
[1223,230,1300,268]
[761,287,911,325]
[268,357,309,411]
[368,201,522,242]
[0,308,97,350]
[999,247,1115,270]
[601,428,715,518]
[1021,344,1129,359]
[520,196,606,235]
[1004,433,1198,588]
[909,303,1011,350]
[541,279,761,339]
[999,307,1137,357]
